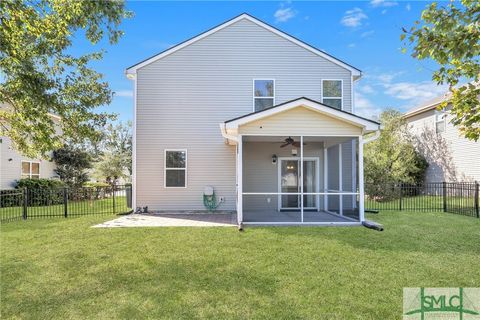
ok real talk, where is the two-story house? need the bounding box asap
[404,94,480,183]
[126,13,380,226]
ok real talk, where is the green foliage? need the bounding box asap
[402,0,480,141]
[15,178,64,189]
[53,146,92,188]
[0,0,132,158]
[13,178,64,207]
[83,181,110,188]
[365,110,428,200]
[91,121,132,182]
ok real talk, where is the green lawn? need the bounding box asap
[0,196,130,221]
[1,211,479,319]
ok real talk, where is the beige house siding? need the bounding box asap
[134,17,355,211]
[0,136,57,189]
[406,110,480,182]
[239,107,363,136]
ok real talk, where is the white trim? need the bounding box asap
[252,79,275,112]
[338,144,343,216]
[243,192,359,195]
[224,98,380,132]
[351,139,356,208]
[434,109,446,134]
[237,135,243,225]
[321,79,344,111]
[351,75,355,114]
[21,160,41,179]
[125,14,361,77]
[358,135,365,222]
[132,78,137,210]
[242,221,362,226]
[323,147,328,211]
[164,149,187,188]
[300,136,304,222]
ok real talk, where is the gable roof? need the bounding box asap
[404,94,449,118]
[223,97,380,132]
[125,13,361,77]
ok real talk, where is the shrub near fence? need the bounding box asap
[365,182,480,218]
[0,185,132,222]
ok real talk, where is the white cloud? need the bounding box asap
[348,43,356,48]
[406,3,411,11]
[361,30,375,38]
[355,92,382,120]
[341,8,368,28]
[114,90,133,98]
[274,7,296,23]
[370,0,398,8]
[384,81,448,101]
[358,84,376,94]
[381,9,387,14]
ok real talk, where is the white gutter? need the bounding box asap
[219,123,238,144]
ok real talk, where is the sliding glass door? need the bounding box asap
[279,158,318,210]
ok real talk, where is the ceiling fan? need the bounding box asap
[278,136,306,148]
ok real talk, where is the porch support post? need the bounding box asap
[359,135,365,222]
[237,135,243,225]
[323,147,328,211]
[300,135,304,223]
[339,143,343,216]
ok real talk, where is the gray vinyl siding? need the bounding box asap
[406,110,480,182]
[0,136,57,189]
[135,18,354,210]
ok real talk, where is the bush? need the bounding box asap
[14,178,64,207]
[83,181,110,188]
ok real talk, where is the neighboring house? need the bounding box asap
[0,105,59,189]
[126,13,381,225]
[404,95,480,182]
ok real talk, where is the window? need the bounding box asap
[435,110,446,134]
[164,150,187,188]
[322,80,343,109]
[254,79,275,111]
[21,161,40,179]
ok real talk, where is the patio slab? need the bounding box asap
[93,213,237,228]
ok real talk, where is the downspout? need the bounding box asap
[362,129,381,145]
[219,123,238,144]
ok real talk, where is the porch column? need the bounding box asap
[300,135,304,222]
[339,144,343,216]
[237,135,243,225]
[323,147,328,211]
[358,135,365,222]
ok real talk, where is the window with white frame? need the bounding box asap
[322,80,342,109]
[435,110,446,133]
[21,161,40,179]
[164,150,187,188]
[254,79,275,112]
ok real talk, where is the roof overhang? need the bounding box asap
[220,97,380,144]
[125,13,361,78]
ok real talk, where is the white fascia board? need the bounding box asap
[225,98,379,132]
[125,14,361,77]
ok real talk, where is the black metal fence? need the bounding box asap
[365,182,480,218]
[0,185,133,222]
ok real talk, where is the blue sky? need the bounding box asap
[88,0,447,122]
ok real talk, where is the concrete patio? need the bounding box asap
[93,213,237,228]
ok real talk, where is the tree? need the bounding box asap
[364,110,428,199]
[91,121,132,182]
[53,146,92,188]
[0,1,132,158]
[402,0,480,141]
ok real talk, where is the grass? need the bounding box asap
[1,211,479,319]
[0,196,130,221]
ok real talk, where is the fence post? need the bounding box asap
[399,183,403,211]
[63,187,68,218]
[22,188,28,220]
[475,182,479,218]
[112,185,116,214]
[443,182,447,212]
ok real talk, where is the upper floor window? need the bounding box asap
[322,80,342,110]
[254,79,275,112]
[165,150,187,188]
[22,161,40,179]
[435,110,446,134]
